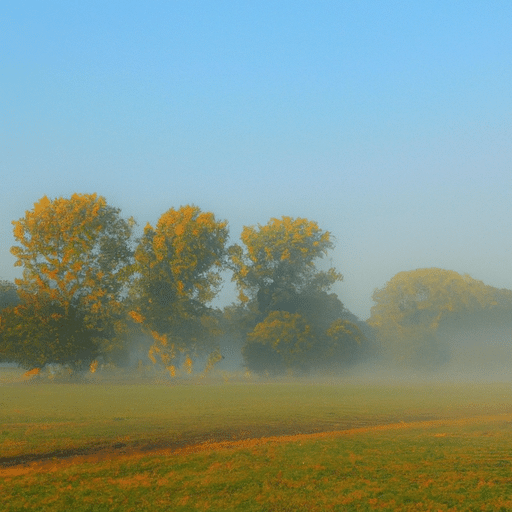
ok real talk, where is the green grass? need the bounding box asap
[3,417,512,511]
[3,375,512,461]
[2,372,512,510]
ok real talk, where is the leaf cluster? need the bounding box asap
[229,216,341,307]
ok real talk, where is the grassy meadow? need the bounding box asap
[2,367,512,510]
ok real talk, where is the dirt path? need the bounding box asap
[2,413,512,478]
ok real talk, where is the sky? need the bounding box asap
[1,1,511,320]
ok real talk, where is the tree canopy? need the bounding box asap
[368,268,512,368]
[230,216,366,374]
[230,216,342,315]
[1,194,135,369]
[128,205,229,371]
[0,197,385,377]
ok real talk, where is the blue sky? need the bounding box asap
[1,1,511,319]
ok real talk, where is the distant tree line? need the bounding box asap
[2,194,511,377]
[0,194,371,375]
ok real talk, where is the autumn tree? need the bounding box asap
[1,194,135,369]
[368,268,512,369]
[128,205,228,373]
[230,216,367,374]
[230,217,341,315]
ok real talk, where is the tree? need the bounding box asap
[368,268,512,368]
[128,205,229,371]
[2,194,135,369]
[230,216,342,317]
[230,216,365,374]
[0,280,19,311]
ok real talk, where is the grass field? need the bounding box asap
[2,367,512,511]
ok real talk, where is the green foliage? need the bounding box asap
[241,293,369,374]
[221,302,258,339]
[2,200,378,374]
[0,280,19,311]
[244,311,315,373]
[0,281,20,363]
[230,216,341,311]
[369,268,512,368]
[323,318,365,364]
[0,296,101,370]
[129,205,229,369]
[230,216,366,374]
[2,194,135,369]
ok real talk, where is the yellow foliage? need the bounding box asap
[33,195,50,215]
[368,268,512,366]
[326,319,362,345]
[89,360,99,373]
[148,346,157,364]
[135,205,227,303]
[6,193,137,370]
[131,205,228,368]
[369,268,506,331]
[248,311,314,367]
[128,310,145,324]
[150,330,167,346]
[10,193,134,327]
[183,355,193,374]
[12,221,24,240]
[231,216,341,304]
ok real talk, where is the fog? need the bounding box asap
[433,315,512,382]
[102,311,512,385]
[1,4,512,387]
[4,306,512,385]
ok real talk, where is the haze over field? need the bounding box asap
[1,2,511,320]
